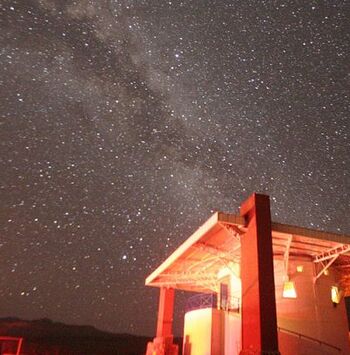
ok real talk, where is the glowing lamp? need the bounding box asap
[282,281,297,298]
[331,286,342,304]
[296,265,304,272]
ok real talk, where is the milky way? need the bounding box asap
[0,0,349,336]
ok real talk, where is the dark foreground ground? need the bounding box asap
[0,318,182,355]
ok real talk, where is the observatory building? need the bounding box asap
[145,193,350,355]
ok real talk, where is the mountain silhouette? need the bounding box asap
[0,317,182,355]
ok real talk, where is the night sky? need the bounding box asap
[0,0,349,336]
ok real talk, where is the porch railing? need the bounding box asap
[186,293,240,313]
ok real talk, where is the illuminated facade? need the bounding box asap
[145,193,350,355]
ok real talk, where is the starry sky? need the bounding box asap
[0,0,349,337]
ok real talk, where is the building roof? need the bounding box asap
[145,212,350,295]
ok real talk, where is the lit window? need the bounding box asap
[324,269,329,276]
[296,265,303,273]
[283,281,297,298]
[331,286,342,304]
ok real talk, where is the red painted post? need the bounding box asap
[156,287,175,337]
[239,193,280,354]
[146,287,178,355]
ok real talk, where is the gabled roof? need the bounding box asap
[146,212,350,295]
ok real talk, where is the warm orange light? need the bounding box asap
[283,281,297,298]
[324,269,329,276]
[184,308,213,354]
[331,286,342,304]
[296,265,303,272]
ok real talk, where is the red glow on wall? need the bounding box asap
[0,336,23,355]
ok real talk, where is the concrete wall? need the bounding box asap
[278,329,340,355]
[183,308,213,355]
[183,308,240,355]
[274,258,350,354]
[224,312,241,355]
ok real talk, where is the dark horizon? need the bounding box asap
[0,316,184,354]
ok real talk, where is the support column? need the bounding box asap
[239,193,280,355]
[146,287,178,355]
[156,287,175,337]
